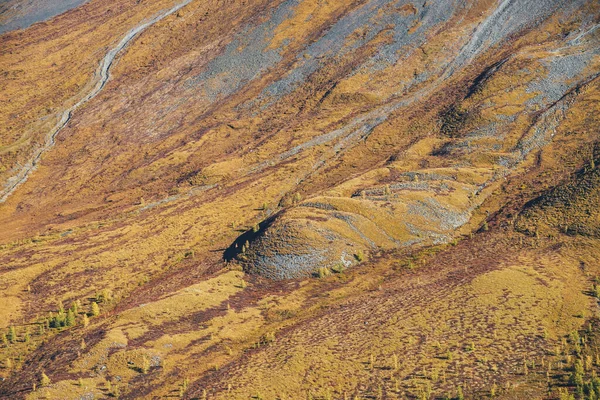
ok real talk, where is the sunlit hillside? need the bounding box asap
[1,0,600,398]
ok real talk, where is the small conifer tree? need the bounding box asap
[91,302,100,317]
[8,326,16,343]
[71,300,79,315]
[66,309,76,327]
[142,355,150,373]
[40,371,51,387]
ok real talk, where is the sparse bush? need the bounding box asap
[331,263,345,273]
[49,311,68,328]
[260,332,276,345]
[96,289,113,303]
[316,267,331,278]
[184,250,195,258]
[354,250,365,262]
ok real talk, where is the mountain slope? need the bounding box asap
[0,0,599,398]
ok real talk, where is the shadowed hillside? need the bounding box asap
[0,0,600,398]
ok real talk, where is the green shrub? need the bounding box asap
[316,267,331,278]
[49,311,68,328]
[354,250,365,262]
[96,289,113,303]
[331,263,345,273]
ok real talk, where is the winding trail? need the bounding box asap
[0,0,194,203]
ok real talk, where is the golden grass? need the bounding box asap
[0,0,599,398]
